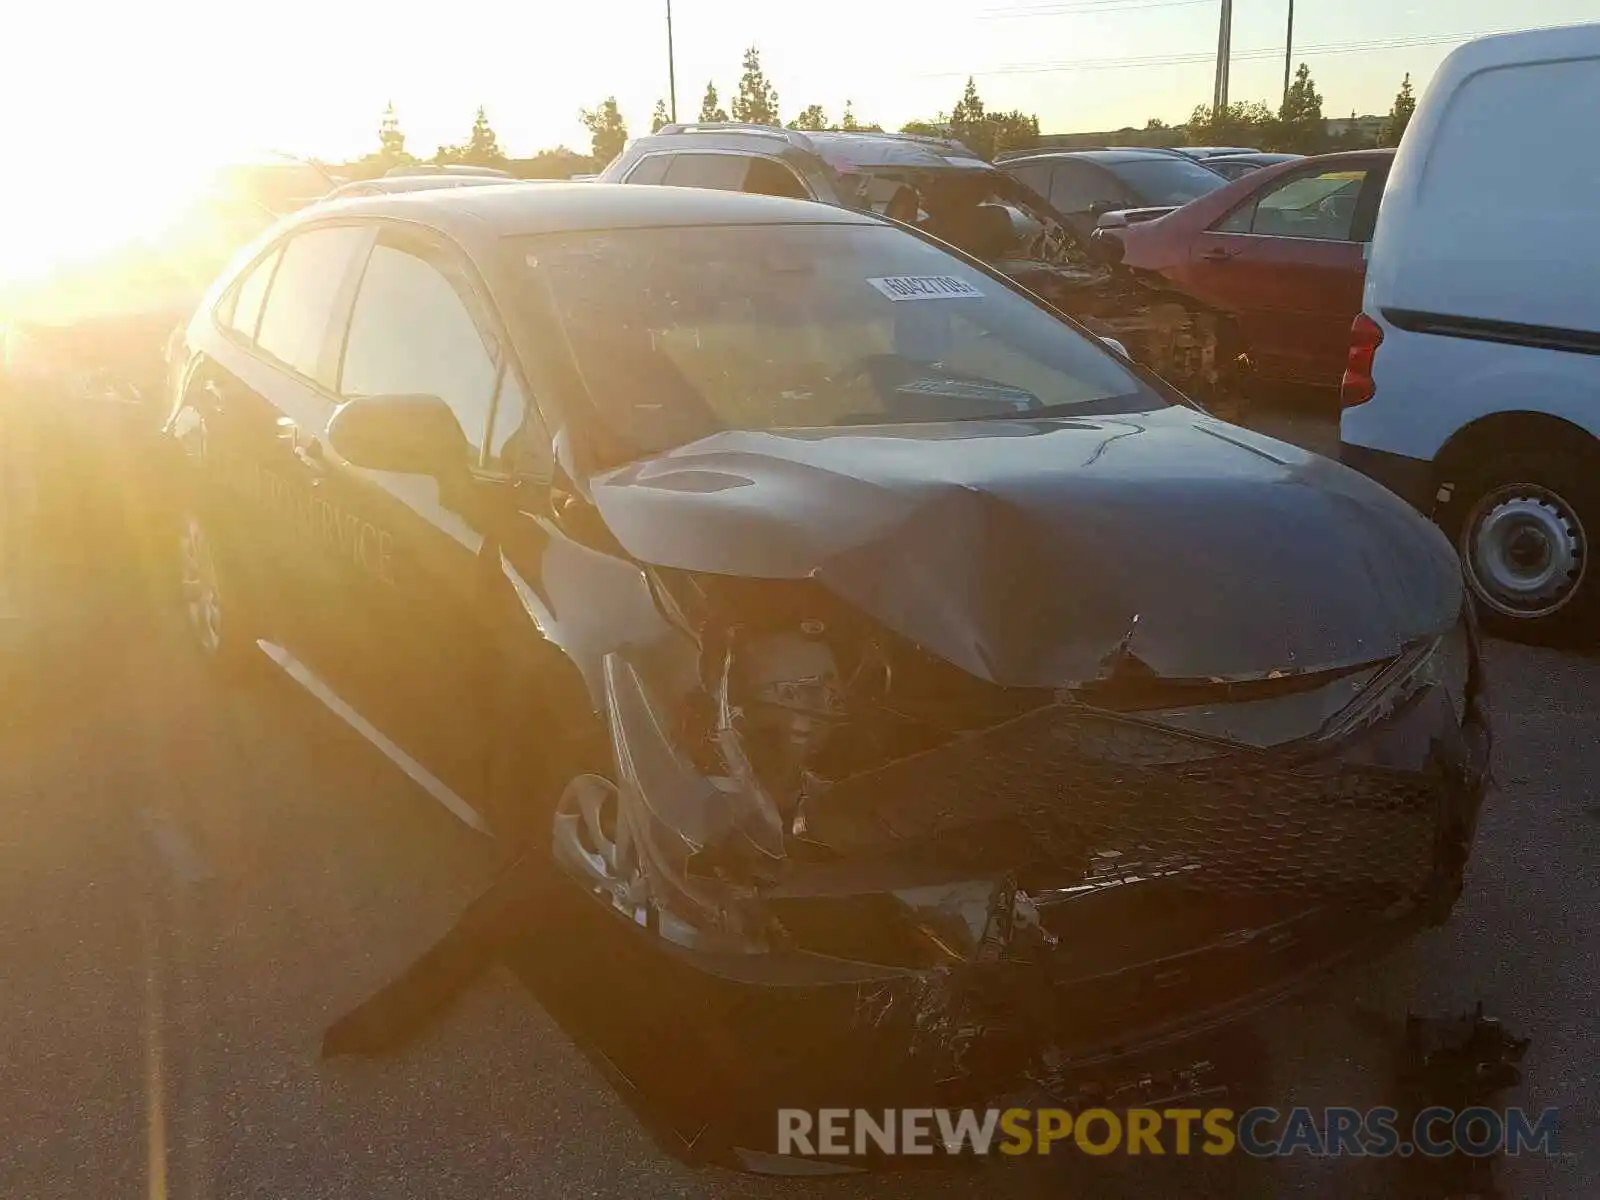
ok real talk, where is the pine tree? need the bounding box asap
[1277,63,1326,154]
[1382,74,1416,147]
[730,46,779,126]
[651,99,671,133]
[465,106,505,165]
[950,77,993,159]
[379,102,407,160]
[699,82,728,123]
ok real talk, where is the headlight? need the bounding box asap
[1313,615,1474,766]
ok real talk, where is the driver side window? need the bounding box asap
[1216,167,1370,240]
[340,241,500,457]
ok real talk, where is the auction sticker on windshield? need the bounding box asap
[868,276,984,301]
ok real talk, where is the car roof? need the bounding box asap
[298,181,879,239]
[323,175,542,199]
[628,123,989,173]
[1440,20,1600,75]
[1001,148,1203,166]
[1203,152,1303,165]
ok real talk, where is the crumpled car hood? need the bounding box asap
[589,407,1463,688]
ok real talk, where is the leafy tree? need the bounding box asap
[900,118,944,138]
[1187,100,1276,148]
[989,109,1040,157]
[731,46,780,126]
[1381,73,1416,147]
[833,101,883,132]
[1276,63,1325,153]
[788,105,827,131]
[699,82,728,123]
[651,99,671,133]
[508,146,592,179]
[580,97,629,165]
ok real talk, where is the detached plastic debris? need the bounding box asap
[1386,1001,1533,1200]
[1399,1001,1532,1103]
[322,852,549,1058]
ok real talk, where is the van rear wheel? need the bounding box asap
[1446,451,1599,642]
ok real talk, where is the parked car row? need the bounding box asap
[597,124,1244,400]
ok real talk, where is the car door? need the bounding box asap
[1188,162,1386,384]
[193,223,373,659]
[304,224,521,810]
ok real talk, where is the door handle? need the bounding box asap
[1201,247,1236,262]
[293,440,326,475]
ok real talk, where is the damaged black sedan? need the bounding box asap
[162,183,1488,1098]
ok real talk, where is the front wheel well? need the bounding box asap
[1434,411,1600,493]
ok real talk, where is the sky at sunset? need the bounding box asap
[0,0,1593,284]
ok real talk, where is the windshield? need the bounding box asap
[1109,157,1228,206]
[513,223,1162,458]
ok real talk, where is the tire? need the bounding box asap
[1440,450,1600,643]
[176,508,260,674]
[482,654,612,856]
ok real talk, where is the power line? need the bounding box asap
[982,0,1211,18]
[924,25,1534,77]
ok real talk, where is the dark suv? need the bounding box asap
[600,124,1240,398]
[998,148,1231,236]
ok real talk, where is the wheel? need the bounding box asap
[1442,451,1600,642]
[177,509,258,671]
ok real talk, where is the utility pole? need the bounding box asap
[666,0,679,122]
[1283,0,1296,109]
[1213,0,1233,114]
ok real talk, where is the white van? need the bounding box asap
[1339,23,1600,639]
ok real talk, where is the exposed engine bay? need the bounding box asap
[554,561,1487,1084]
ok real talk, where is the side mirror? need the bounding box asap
[1100,336,1131,359]
[327,393,472,477]
[1087,228,1126,266]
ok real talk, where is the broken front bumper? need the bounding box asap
[582,630,1489,1095]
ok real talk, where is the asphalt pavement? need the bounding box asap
[1,404,1595,1198]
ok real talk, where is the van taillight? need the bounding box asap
[1341,313,1383,408]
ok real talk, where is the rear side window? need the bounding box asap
[226,249,279,340]
[255,226,371,383]
[339,242,501,454]
[624,155,671,185]
[743,157,810,199]
[661,153,750,191]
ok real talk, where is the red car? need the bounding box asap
[1104,149,1395,388]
